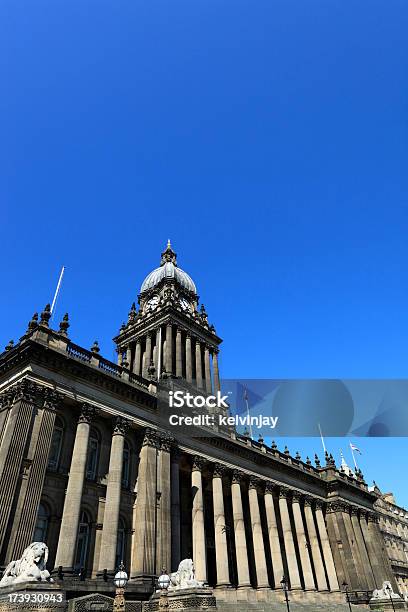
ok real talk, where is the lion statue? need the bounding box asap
[0,542,53,587]
[168,558,204,590]
[371,581,401,601]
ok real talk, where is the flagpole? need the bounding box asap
[349,442,358,470]
[318,423,326,454]
[244,389,253,439]
[50,266,65,321]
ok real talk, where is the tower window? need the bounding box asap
[122,441,130,488]
[86,430,100,481]
[34,503,49,542]
[74,510,90,572]
[48,417,64,471]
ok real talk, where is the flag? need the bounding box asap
[243,388,248,402]
[350,443,362,455]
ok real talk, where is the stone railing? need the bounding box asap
[65,341,151,391]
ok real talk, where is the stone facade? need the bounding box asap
[0,243,403,608]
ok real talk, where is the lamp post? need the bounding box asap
[342,582,352,612]
[280,576,290,612]
[385,583,396,612]
[158,568,171,611]
[113,562,128,612]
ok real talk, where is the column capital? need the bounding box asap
[192,455,206,472]
[265,481,276,495]
[292,490,303,503]
[367,512,380,524]
[43,388,64,411]
[159,432,175,452]
[315,499,325,511]
[0,387,15,409]
[213,464,228,478]
[248,475,261,490]
[12,379,44,405]
[231,469,244,484]
[136,338,142,345]
[279,486,292,499]
[304,495,315,507]
[142,427,160,448]
[350,505,360,517]
[112,416,132,436]
[78,403,99,424]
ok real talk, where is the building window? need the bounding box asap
[115,518,126,570]
[86,430,99,481]
[34,503,49,542]
[74,510,90,572]
[48,417,64,470]
[122,441,130,488]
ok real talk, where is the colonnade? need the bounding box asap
[119,324,220,392]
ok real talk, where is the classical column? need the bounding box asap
[7,389,63,560]
[279,487,302,590]
[186,334,193,383]
[350,507,376,591]
[0,381,42,554]
[143,334,152,378]
[171,450,181,571]
[165,324,173,375]
[367,512,399,592]
[231,471,251,588]
[125,346,132,369]
[212,466,230,587]
[264,483,284,589]
[131,428,158,576]
[325,503,349,589]
[336,503,366,590]
[314,501,339,591]
[195,341,203,389]
[248,477,269,588]
[292,492,315,590]
[212,350,221,394]
[55,403,98,572]
[157,435,172,574]
[98,417,130,574]
[360,512,385,589]
[303,497,328,591]
[192,456,207,583]
[204,346,212,394]
[133,340,142,376]
[176,328,183,378]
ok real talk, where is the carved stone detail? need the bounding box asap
[279,486,291,499]
[112,416,131,436]
[43,388,64,411]
[231,469,244,484]
[192,456,206,471]
[78,403,99,424]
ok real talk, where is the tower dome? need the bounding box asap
[140,241,197,294]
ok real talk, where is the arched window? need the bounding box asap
[86,429,99,481]
[115,517,126,570]
[122,441,130,488]
[74,510,90,571]
[34,503,49,542]
[48,417,64,470]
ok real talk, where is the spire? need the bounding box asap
[160,240,177,266]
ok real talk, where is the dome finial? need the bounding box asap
[160,240,177,266]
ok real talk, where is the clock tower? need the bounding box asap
[114,241,222,393]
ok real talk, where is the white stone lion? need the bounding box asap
[168,558,204,591]
[371,581,401,600]
[0,542,53,587]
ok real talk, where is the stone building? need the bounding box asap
[0,241,402,608]
[374,489,408,598]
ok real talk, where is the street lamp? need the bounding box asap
[113,562,128,612]
[385,583,396,612]
[342,582,352,612]
[280,576,290,612]
[158,568,171,611]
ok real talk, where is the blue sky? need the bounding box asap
[1,1,408,504]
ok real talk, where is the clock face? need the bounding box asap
[145,296,159,312]
[179,297,190,311]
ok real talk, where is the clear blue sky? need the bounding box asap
[1,2,407,504]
